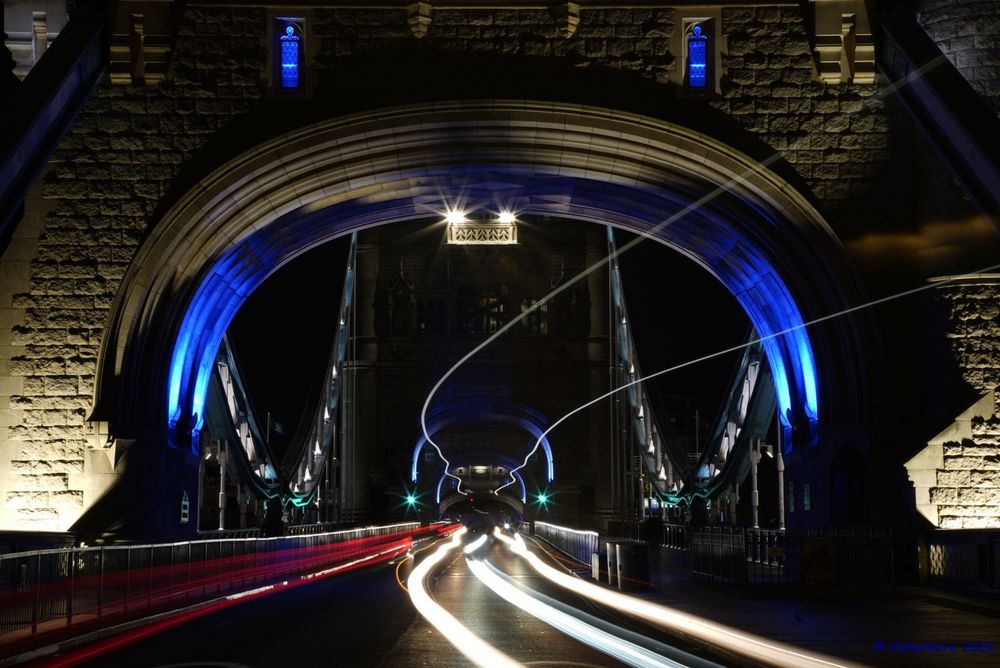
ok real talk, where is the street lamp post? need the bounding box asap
[750,438,760,529]
[749,438,773,529]
[776,426,786,531]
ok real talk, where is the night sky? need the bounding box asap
[227,224,747,460]
[227,237,351,458]
[614,230,748,416]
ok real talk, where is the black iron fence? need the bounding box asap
[608,520,690,551]
[0,522,448,649]
[607,520,646,542]
[692,527,893,588]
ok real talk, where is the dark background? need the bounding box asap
[227,224,747,463]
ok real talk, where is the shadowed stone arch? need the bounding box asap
[94,100,868,464]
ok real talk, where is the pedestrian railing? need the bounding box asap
[533,522,600,566]
[607,520,646,542]
[607,520,690,551]
[662,523,690,551]
[0,522,451,650]
[809,527,894,588]
[196,528,261,540]
[692,527,752,584]
[692,526,893,588]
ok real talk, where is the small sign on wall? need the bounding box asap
[180,491,190,524]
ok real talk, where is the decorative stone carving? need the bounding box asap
[811,0,874,84]
[407,1,433,39]
[447,221,518,245]
[110,1,173,85]
[129,14,144,86]
[550,2,581,39]
[31,11,46,62]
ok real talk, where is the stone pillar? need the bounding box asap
[70,427,201,541]
[584,226,612,527]
[918,0,1000,116]
[344,230,380,522]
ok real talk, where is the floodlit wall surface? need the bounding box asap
[932,279,1000,529]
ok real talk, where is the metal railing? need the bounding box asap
[608,520,690,551]
[810,527,894,588]
[692,527,893,588]
[692,527,751,584]
[288,522,351,536]
[196,528,261,540]
[0,522,447,648]
[607,520,646,542]
[533,522,599,566]
[662,523,690,551]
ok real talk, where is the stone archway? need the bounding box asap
[91,100,870,534]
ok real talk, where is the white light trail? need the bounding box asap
[415,35,1000,499]
[467,558,687,668]
[495,530,861,668]
[495,259,1000,495]
[407,527,522,668]
[463,533,489,554]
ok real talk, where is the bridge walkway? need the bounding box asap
[625,545,1000,667]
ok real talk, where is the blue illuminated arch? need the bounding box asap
[435,469,527,504]
[410,402,556,484]
[104,103,865,467]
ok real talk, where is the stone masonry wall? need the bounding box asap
[312,6,889,208]
[932,280,1000,528]
[919,0,1000,117]
[1,4,897,530]
[0,7,267,529]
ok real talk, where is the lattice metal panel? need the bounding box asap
[929,543,978,580]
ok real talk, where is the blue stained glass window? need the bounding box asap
[280,24,300,89]
[687,24,708,89]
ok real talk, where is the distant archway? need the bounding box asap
[94,100,867,462]
[411,400,556,488]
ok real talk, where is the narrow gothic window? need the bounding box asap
[686,23,708,89]
[277,21,302,90]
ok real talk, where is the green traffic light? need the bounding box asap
[537,492,548,506]
[405,493,418,506]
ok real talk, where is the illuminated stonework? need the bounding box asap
[905,276,1000,530]
[906,390,1000,529]
[447,222,518,245]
